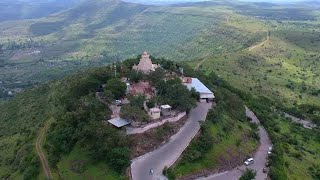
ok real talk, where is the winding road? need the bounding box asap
[199,107,271,180]
[131,102,212,180]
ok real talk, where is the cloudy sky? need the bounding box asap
[123,0,309,4]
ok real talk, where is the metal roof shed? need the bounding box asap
[108,117,130,128]
[183,78,215,99]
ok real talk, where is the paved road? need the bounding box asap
[131,102,212,180]
[199,107,271,180]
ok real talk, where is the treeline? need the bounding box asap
[45,67,131,173]
[184,63,320,179]
[0,85,51,179]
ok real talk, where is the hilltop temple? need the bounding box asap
[132,51,159,74]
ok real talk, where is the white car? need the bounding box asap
[268,146,273,155]
[244,158,254,166]
[115,100,122,106]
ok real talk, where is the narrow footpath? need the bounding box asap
[36,120,53,180]
[131,102,212,180]
[248,30,270,51]
[199,107,271,180]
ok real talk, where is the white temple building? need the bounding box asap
[132,51,159,74]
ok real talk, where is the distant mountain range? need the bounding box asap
[0,0,79,22]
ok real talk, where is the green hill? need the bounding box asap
[0,0,78,22]
[0,0,267,96]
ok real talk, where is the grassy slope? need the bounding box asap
[277,118,319,180]
[0,0,265,97]
[54,146,122,180]
[170,70,260,178]
[173,116,258,178]
[0,85,50,178]
[195,16,320,107]
[0,0,262,61]
[0,68,122,179]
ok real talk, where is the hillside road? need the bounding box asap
[199,107,271,180]
[131,102,212,180]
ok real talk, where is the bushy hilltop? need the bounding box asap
[0,55,319,180]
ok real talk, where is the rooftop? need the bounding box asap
[161,105,171,109]
[108,117,130,128]
[150,108,161,113]
[183,78,215,97]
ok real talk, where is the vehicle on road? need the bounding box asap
[263,168,267,173]
[244,158,254,166]
[268,146,272,155]
[150,169,154,175]
[115,100,122,106]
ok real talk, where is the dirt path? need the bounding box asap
[284,112,317,129]
[36,119,53,180]
[195,30,270,71]
[248,30,270,51]
[195,58,208,70]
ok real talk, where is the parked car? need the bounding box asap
[244,158,254,166]
[268,146,273,155]
[115,100,122,106]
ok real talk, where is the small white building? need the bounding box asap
[149,108,161,120]
[161,105,172,116]
[183,78,215,102]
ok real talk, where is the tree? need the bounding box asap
[109,148,131,172]
[239,169,257,180]
[105,78,127,99]
[156,78,196,112]
[147,68,166,85]
[104,90,114,103]
[120,105,149,122]
[190,87,200,100]
[128,94,145,109]
[128,70,144,83]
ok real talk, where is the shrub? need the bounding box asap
[239,168,256,180]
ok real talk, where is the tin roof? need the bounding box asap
[108,117,130,128]
[183,78,214,96]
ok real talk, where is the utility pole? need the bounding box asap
[114,64,117,77]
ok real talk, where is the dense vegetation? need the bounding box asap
[0,65,133,179]
[169,68,259,178]
[0,0,77,22]
[0,0,268,98]
[194,69,320,179]
[0,0,320,179]
[0,85,50,179]
[239,169,257,180]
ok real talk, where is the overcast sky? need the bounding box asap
[123,0,309,4]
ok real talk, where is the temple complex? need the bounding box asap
[132,51,159,74]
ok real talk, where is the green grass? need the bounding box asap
[173,118,258,178]
[274,117,319,180]
[54,146,124,180]
[196,33,320,107]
